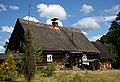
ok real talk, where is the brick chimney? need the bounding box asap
[51,18,59,27]
[51,18,60,31]
[52,21,58,27]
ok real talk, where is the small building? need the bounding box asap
[92,42,112,69]
[6,18,101,70]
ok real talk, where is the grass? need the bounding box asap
[17,70,120,82]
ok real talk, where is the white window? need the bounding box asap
[47,54,53,62]
[82,54,87,61]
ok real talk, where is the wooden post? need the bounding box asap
[70,54,73,70]
[69,53,74,70]
[80,55,83,70]
[73,55,75,66]
[77,55,79,67]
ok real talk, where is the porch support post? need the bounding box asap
[80,54,83,70]
[77,55,80,67]
[68,52,74,70]
[70,54,73,70]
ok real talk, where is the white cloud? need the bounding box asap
[1,25,14,33]
[92,16,116,22]
[72,17,100,31]
[81,31,87,36]
[0,36,2,39]
[80,4,94,15]
[0,4,7,12]
[88,35,103,41]
[0,41,3,45]
[104,5,120,14]
[0,46,5,53]
[23,16,39,22]
[0,39,9,53]
[72,15,116,31]
[4,39,9,43]
[37,4,67,20]
[46,19,63,27]
[9,6,19,10]
[104,16,116,21]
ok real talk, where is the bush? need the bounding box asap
[41,62,56,76]
[16,60,24,76]
[0,53,18,81]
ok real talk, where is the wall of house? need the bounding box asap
[53,54,65,65]
[36,53,65,68]
[100,59,112,69]
[6,20,24,53]
[87,54,99,59]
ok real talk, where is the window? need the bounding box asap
[82,54,87,61]
[47,54,53,62]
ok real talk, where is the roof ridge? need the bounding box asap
[18,18,53,27]
[18,18,82,32]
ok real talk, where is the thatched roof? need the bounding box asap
[92,42,112,59]
[7,19,100,54]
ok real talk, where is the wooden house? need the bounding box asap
[92,42,112,69]
[6,18,101,70]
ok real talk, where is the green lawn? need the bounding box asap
[17,70,120,82]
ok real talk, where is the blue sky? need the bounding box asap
[0,0,120,53]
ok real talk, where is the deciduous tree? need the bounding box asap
[99,12,120,68]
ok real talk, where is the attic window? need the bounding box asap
[82,54,87,61]
[47,54,53,62]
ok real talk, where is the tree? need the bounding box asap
[0,53,18,81]
[22,29,36,82]
[64,53,70,68]
[103,43,117,65]
[99,12,120,68]
[34,50,42,63]
[41,62,56,76]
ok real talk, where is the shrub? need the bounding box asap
[0,53,18,81]
[41,62,56,76]
[16,60,24,76]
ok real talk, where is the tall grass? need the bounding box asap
[17,70,120,82]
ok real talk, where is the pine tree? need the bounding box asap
[22,29,36,82]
